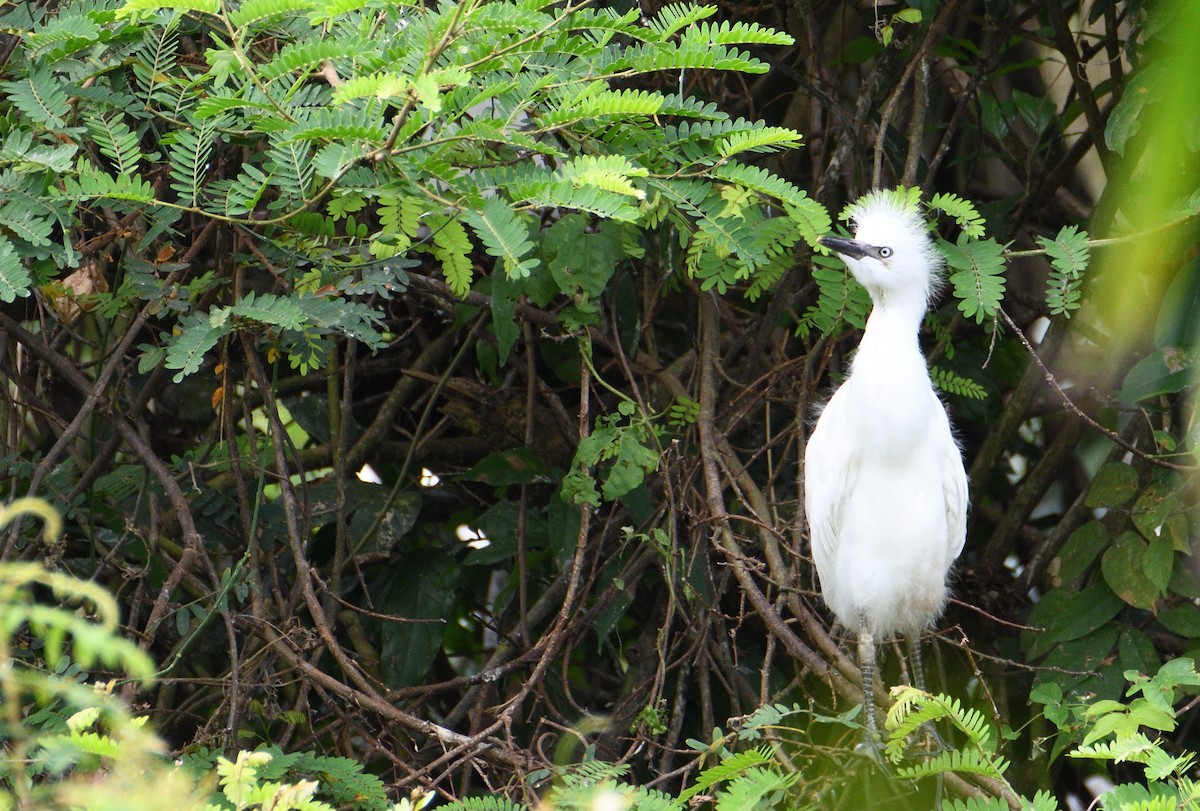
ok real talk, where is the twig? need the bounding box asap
[999,308,1191,471]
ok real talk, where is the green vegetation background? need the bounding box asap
[2,0,1199,809]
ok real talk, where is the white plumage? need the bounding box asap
[804,191,968,743]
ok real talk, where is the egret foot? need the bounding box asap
[854,734,887,765]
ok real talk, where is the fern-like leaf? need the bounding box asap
[559,154,648,199]
[0,236,31,302]
[617,41,772,74]
[943,797,1020,811]
[715,125,802,158]
[438,797,526,811]
[1038,224,1089,317]
[281,108,387,146]
[219,163,270,215]
[116,0,219,16]
[86,115,144,177]
[332,71,409,104]
[260,36,374,83]
[939,236,1007,323]
[896,749,1010,780]
[644,3,717,39]
[0,129,77,173]
[930,192,987,238]
[464,197,537,278]
[167,115,225,206]
[24,13,102,60]
[130,19,180,111]
[677,746,775,804]
[795,255,870,337]
[684,19,794,47]
[227,292,308,331]
[65,160,157,204]
[228,0,314,30]
[265,140,315,203]
[430,217,473,297]
[715,767,799,811]
[165,314,224,382]
[195,90,276,120]
[888,688,995,752]
[708,162,808,208]
[3,67,72,130]
[0,199,53,248]
[931,367,987,399]
[542,86,665,126]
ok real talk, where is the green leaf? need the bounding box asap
[930,366,987,399]
[377,553,459,688]
[3,67,72,130]
[1024,583,1124,659]
[1158,603,1200,637]
[464,197,537,280]
[1130,470,1187,547]
[644,3,718,39]
[117,0,219,16]
[86,115,144,177]
[1102,531,1162,610]
[939,235,1007,323]
[165,316,224,382]
[0,237,31,302]
[64,160,157,204]
[430,217,474,297]
[543,215,623,299]
[1086,462,1139,508]
[1056,521,1108,584]
[167,115,225,206]
[228,292,308,330]
[228,0,312,29]
[1105,63,1166,155]
[259,36,374,83]
[1039,224,1090,316]
[489,262,520,364]
[1120,347,1194,402]
[24,13,102,59]
[463,448,550,487]
[600,430,659,501]
[930,192,986,238]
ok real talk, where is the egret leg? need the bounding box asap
[856,615,883,759]
[908,635,927,693]
[907,635,949,756]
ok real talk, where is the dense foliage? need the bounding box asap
[2,0,1200,808]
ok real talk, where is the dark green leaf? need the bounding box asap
[1085,462,1139,508]
[1159,603,1200,637]
[543,215,623,299]
[463,448,552,487]
[1024,583,1124,659]
[1102,531,1162,610]
[377,553,459,689]
[1057,521,1109,585]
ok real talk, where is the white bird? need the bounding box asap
[804,191,968,748]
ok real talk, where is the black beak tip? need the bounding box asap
[819,235,869,260]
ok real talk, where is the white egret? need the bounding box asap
[803,191,968,747]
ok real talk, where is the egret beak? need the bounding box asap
[819,235,870,260]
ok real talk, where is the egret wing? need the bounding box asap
[804,393,857,577]
[942,425,969,561]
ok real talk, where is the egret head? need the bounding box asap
[818,192,942,308]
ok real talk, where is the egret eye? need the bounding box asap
[878,247,893,258]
